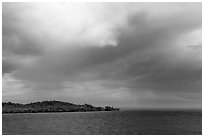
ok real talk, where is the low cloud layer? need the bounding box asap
[2,3,202,109]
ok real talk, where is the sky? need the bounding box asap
[2,2,202,109]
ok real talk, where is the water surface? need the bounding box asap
[2,110,202,135]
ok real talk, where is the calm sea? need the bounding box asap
[2,110,202,135]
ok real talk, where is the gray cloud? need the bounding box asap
[2,3,202,108]
[2,60,16,75]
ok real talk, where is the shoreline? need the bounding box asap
[3,109,201,115]
[2,110,119,115]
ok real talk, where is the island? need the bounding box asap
[2,100,119,114]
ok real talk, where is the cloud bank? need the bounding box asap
[2,3,202,108]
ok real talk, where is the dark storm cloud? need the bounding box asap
[125,62,201,94]
[3,34,42,56]
[2,5,43,56]
[2,60,16,75]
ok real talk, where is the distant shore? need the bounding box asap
[2,101,119,114]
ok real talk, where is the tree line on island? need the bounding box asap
[2,100,119,114]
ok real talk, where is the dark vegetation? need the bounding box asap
[2,101,119,114]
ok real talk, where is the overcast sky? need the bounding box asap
[2,2,202,109]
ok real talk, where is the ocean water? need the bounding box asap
[2,110,202,135]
